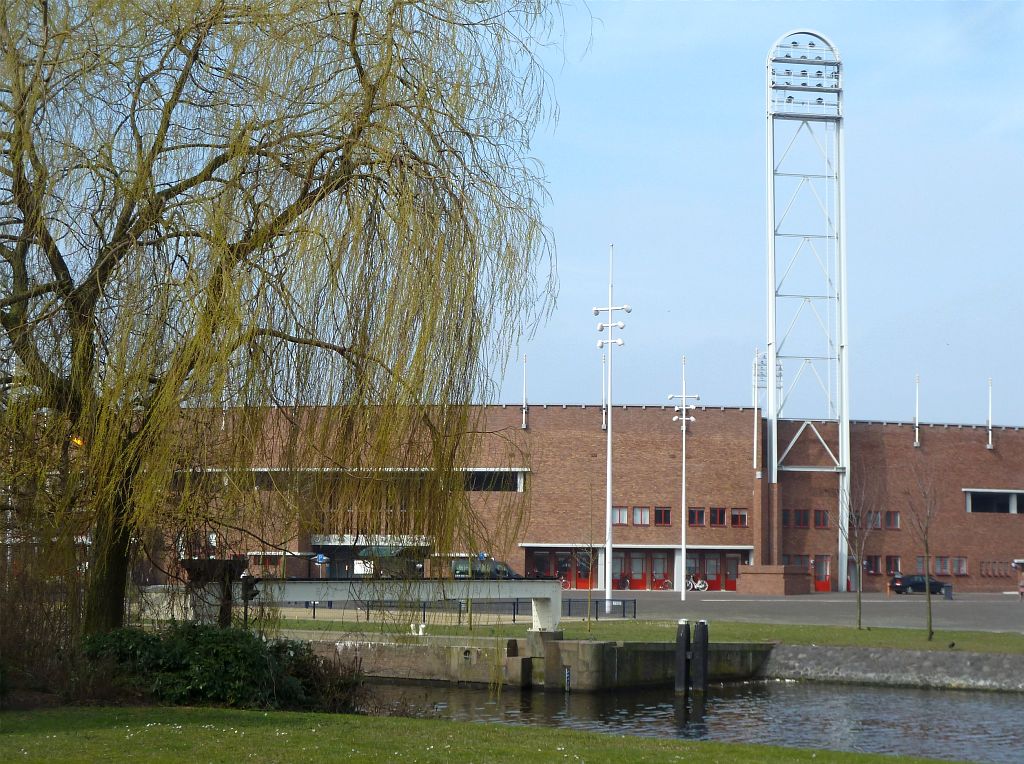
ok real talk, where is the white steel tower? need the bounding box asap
[765,31,851,590]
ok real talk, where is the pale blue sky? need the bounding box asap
[495,0,1024,426]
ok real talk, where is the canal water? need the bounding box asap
[370,680,1023,763]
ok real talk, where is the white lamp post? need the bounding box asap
[668,357,699,601]
[594,244,630,609]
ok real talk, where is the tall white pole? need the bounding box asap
[669,357,699,601]
[601,354,607,431]
[681,361,688,603]
[605,245,615,609]
[914,373,920,448]
[521,354,528,430]
[987,377,993,450]
[594,244,630,610]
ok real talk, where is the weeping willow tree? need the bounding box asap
[0,0,555,637]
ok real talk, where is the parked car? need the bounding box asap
[890,574,944,594]
[451,556,523,580]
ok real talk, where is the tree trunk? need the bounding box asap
[923,548,934,641]
[856,564,863,629]
[83,499,132,635]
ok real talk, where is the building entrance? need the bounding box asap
[526,548,596,589]
[688,550,748,591]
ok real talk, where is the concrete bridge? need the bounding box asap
[239,578,564,632]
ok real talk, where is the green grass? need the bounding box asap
[277,616,1024,654]
[0,706,958,764]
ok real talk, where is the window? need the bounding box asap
[654,507,671,526]
[885,511,901,530]
[612,506,628,525]
[885,556,901,575]
[688,508,705,527]
[934,556,950,576]
[952,557,968,576]
[792,509,810,528]
[710,507,727,527]
[916,556,926,574]
[782,509,791,527]
[814,510,829,529]
[865,511,882,529]
[465,470,521,492]
[731,509,748,528]
[788,554,810,570]
[864,555,881,575]
[632,506,650,526]
[965,490,1021,514]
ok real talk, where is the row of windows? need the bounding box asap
[781,509,901,530]
[781,554,904,574]
[610,506,751,528]
[916,556,970,576]
[612,506,672,527]
[978,560,1017,577]
[689,508,748,528]
[784,555,1019,578]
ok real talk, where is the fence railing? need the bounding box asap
[285,596,638,623]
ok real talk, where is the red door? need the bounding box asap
[651,552,671,590]
[574,551,596,590]
[814,555,831,592]
[612,552,627,589]
[627,553,647,590]
[704,555,722,591]
[724,554,740,591]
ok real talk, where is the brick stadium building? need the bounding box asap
[439,403,1024,595]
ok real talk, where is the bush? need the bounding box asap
[83,623,364,711]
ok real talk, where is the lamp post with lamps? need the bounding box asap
[668,357,699,601]
[594,244,630,608]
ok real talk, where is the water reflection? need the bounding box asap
[369,680,1022,764]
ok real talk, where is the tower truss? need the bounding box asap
[765,30,851,589]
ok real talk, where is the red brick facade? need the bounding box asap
[464,404,1024,594]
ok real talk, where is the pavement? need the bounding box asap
[274,590,1024,634]
[606,589,1024,633]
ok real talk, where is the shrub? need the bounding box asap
[84,623,363,711]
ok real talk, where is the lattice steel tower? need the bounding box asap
[765,31,850,589]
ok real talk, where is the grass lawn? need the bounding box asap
[0,706,959,764]
[275,616,1024,654]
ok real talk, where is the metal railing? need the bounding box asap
[285,596,638,623]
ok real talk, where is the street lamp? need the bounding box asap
[668,357,699,602]
[594,244,631,610]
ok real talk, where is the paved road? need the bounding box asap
[592,590,1024,633]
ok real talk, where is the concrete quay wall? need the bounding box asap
[321,635,774,692]
[319,635,1024,694]
[761,645,1024,692]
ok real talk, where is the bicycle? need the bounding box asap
[686,574,708,592]
[655,578,673,591]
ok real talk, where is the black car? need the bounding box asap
[890,574,944,594]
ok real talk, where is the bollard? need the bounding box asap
[674,619,690,695]
[691,619,709,693]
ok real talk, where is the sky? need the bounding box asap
[492,0,1024,427]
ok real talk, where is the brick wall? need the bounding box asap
[465,405,1024,592]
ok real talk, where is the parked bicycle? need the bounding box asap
[686,573,708,592]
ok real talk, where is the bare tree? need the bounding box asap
[832,462,881,629]
[904,455,940,641]
[0,0,556,635]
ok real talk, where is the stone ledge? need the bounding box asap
[762,644,1024,692]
